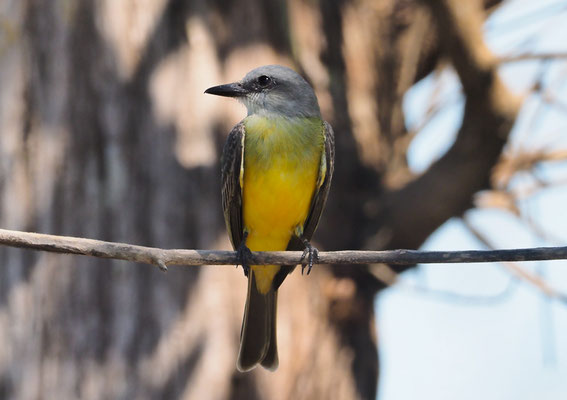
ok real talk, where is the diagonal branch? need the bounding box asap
[0,229,566,269]
[499,52,567,64]
[463,218,567,303]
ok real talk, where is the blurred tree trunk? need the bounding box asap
[0,0,511,399]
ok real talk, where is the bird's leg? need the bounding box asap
[236,232,252,277]
[300,237,319,275]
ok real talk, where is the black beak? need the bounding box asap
[204,82,248,97]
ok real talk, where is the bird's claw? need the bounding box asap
[300,240,318,275]
[240,264,250,277]
[236,233,252,277]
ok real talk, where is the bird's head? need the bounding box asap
[205,65,321,118]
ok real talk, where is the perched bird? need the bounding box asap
[205,65,334,372]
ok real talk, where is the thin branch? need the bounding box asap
[463,218,567,303]
[399,277,518,306]
[499,52,567,64]
[493,148,567,189]
[0,229,566,270]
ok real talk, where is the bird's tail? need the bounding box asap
[237,269,279,372]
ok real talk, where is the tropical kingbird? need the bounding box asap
[205,65,334,372]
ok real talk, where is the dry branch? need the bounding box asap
[499,52,567,64]
[463,217,567,303]
[0,229,566,270]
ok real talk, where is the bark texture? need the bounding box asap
[0,0,515,399]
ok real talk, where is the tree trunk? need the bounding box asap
[0,0,513,399]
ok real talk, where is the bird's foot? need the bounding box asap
[236,233,252,277]
[300,238,319,275]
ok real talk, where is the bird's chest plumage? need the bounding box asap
[242,116,323,252]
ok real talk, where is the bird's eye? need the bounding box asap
[257,75,272,87]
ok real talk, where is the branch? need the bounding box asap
[493,149,567,189]
[463,218,567,303]
[0,229,566,270]
[499,52,567,64]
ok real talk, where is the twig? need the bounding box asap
[399,277,518,306]
[499,52,567,64]
[463,218,567,303]
[0,228,566,270]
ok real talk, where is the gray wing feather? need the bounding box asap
[221,122,245,250]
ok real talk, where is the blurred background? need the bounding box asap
[0,0,566,399]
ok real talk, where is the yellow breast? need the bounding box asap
[242,115,324,293]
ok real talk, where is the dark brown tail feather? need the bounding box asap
[237,270,278,371]
[260,291,278,370]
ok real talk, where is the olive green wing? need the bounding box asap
[221,122,246,250]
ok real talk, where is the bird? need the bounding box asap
[205,65,334,372]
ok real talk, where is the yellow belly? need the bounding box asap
[243,145,320,294]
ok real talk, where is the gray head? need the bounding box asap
[205,65,320,118]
